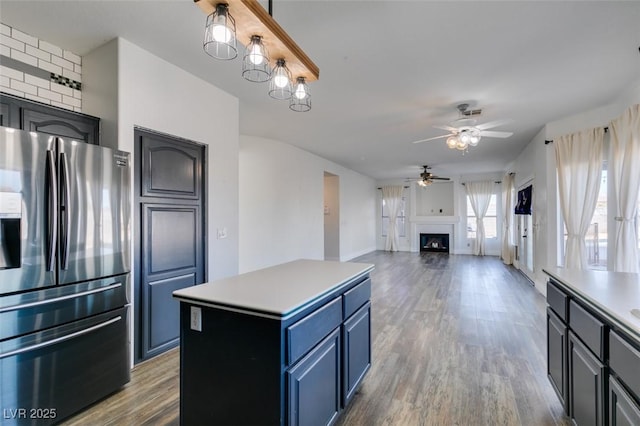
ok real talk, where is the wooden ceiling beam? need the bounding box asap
[194,0,319,82]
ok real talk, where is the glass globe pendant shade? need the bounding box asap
[289,77,311,112]
[446,136,458,149]
[459,130,471,145]
[456,139,468,151]
[242,35,271,82]
[269,59,293,100]
[203,4,237,60]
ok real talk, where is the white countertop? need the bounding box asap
[544,267,640,340]
[173,259,374,318]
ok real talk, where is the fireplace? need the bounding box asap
[420,233,449,253]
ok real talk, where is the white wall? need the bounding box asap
[84,38,240,282]
[511,77,640,295]
[324,173,340,261]
[239,135,376,273]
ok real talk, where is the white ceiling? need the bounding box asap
[2,1,639,180]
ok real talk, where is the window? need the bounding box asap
[467,195,497,239]
[382,197,406,237]
[559,161,608,270]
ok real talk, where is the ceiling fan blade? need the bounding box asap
[480,130,513,138]
[430,177,450,180]
[475,118,513,130]
[411,134,452,144]
[433,125,458,132]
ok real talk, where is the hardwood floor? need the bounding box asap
[61,252,569,426]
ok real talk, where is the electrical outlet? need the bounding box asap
[190,306,202,331]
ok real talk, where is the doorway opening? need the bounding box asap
[324,172,340,261]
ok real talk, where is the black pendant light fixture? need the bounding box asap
[242,35,271,82]
[203,3,237,60]
[196,0,319,111]
[289,77,311,112]
[268,59,293,100]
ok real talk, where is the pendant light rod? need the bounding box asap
[195,0,319,82]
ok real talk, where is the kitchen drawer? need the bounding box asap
[547,280,568,322]
[610,330,640,400]
[569,300,606,360]
[343,278,371,319]
[609,375,640,426]
[287,296,342,365]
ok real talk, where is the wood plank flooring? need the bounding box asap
[61,251,569,426]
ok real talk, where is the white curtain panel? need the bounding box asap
[501,173,515,264]
[381,185,404,252]
[466,181,494,256]
[555,128,604,269]
[610,104,640,273]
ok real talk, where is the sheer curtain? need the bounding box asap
[610,104,640,273]
[466,181,494,256]
[555,128,604,269]
[501,173,515,264]
[381,186,404,252]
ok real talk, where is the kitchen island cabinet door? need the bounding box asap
[288,328,341,426]
[569,331,605,426]
[609,376,640,426]
[343,302,371,405]
[547,308,568,413]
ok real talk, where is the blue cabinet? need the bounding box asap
[177,272,372,425]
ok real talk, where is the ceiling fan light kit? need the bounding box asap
[196,0,319,111]
[411,103,513,151]
[410,165,451,187]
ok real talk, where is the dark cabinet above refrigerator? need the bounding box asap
[0,93,100,145]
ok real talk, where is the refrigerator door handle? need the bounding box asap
[0,281,122,313]
[60,151,71,270]
[0,315,122,359]
[46,150,58,271]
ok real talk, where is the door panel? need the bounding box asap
[57,139,130,285]
[22,107,99,145]
[0,128,56,294]
[134,129,205,362]
[149,273,195,350]
[141,135,202,199]
[147,207,197,274]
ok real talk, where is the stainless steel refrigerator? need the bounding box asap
[0,126,131,425]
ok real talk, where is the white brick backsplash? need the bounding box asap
[62,95,81,108]
[51,55,73,71]
[0,65,24,81]
[1,24,82,112]
[1,87,25,98]
[25,93,51,105]
[63,50,81,65]
[62,68,81,82]
[11,29,38,47]
[0,33,25,51]
[37,87,62,102]
[50,101,67,109]
[38,59,62,75]
[25,45,51,61]
[11,49,38,67]
[25,74,50,89]
[11,78,38,95]
[39,40,63,57]
[51,83,73,96]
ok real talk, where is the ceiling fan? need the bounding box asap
[406,165,450,187]
[411,103,513,151]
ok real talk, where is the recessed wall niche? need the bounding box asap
[415,181,454,216]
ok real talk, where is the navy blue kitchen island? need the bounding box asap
[173,259,374,425]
